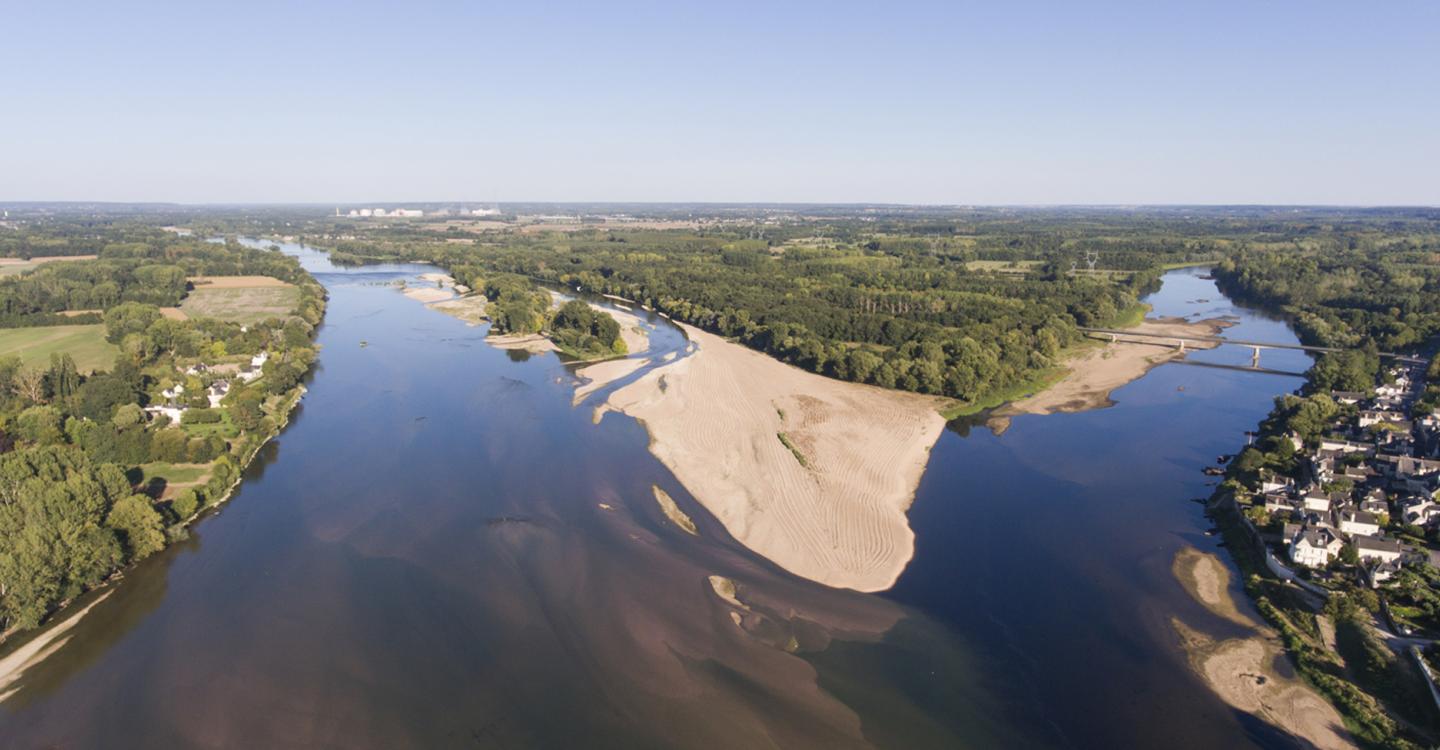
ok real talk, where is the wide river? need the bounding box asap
[0,244,1317,748]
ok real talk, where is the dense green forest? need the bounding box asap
[272,208,1433,409]
[305,230,1174,405]
[0,225,324,633]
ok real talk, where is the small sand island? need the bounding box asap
[594,322,947,593]
[997,315,1232,419]
[400,273,458,304]
[1171,547,1354,750]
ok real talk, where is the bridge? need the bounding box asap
[1077,326,1428,368]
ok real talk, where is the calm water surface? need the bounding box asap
[0,255,1314,748]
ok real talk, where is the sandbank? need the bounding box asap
[1000,317,1232,417]
[586,302,650,355]
[597,322,946,592]
[0,591,113,702]
[486,333,558,354]
[1171,548,1354,749]
[430,295,488,325]
[652,485,697,535]
[401,285,454,303]
[573,357,647,405]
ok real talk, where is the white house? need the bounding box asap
[236,352,270,384]
[1355,535,1404,565]
[1339,510,1381,537]
[1301,491,1332,513]
[1263,491,1298,515]
[1290,527,1343,568]
[144,404,186,424]
[1400,496,1440,526]
[1360,409,1406,428]
[207,380,230,408]
[1260,472,1293,494]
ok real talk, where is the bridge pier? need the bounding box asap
[1176,339,1186,352]
[1251,346,1262,367]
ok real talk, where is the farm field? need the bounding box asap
[0,324,119,372]
[180,277,299,324]
[0,254,99,276]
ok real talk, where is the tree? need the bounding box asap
[171,488,200,520]
[105,495,166,562]
[230,388,265,431]
[103,302,162,344]
[11,367,46,404]
[46,354,81,402]
[112,403,144,428]
[16,406,65,445]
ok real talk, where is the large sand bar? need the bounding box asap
[597,323,946,592]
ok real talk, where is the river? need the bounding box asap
[0,248,1317,748]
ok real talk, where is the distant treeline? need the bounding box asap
[0,231,320,322]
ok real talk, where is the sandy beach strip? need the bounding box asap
[1000,317,1232,417]
[429,295,488,325]
[0,591,113,702]
[597,322,946,592]
[586,302,650,355]
[573,357,648,404]
[486,332,558,354]
[1171,548,1354,749]
[402,285,454,303]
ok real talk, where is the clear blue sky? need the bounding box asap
[4,1,1437,205]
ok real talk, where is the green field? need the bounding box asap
[136,462,213,499]
[0,324,120,373]
[180,286,300,324]
[964,259,1041,273]
[138,462,211,485]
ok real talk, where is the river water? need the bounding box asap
[0,249,1316,748]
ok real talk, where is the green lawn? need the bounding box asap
[181,410,240,438]
[180,286,300,324]
[138,462,212,485]
[0,324,120,373]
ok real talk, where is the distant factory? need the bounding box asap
[344,207,425,218]
[338,207,499,219]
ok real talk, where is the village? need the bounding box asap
[142,350,270,424]
[1236,358,1440,612]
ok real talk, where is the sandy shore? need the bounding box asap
[585,301,650,355]
[997,317,1232,418]
[573,357,648,404]
[402,285,454,303]
[430,295,488,325]
[0,591,113,702]
[486,333,558,354]
[596,322,946,592]
[1171,548,1354,749]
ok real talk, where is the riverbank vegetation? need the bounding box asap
[0,224,325,637]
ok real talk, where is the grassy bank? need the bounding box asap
[938,365,1069,419]
[0,324,120,373]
